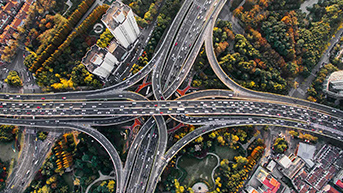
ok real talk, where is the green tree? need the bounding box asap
[4,71,22,87]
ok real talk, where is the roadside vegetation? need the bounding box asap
[24,133,115,193]
[4,71,22,87]
[159,126,265,193]
[273,137,288,153]
[37,131,48,141]
[191,46,227,89]
[90,180,115,193]
[0,159,9,191]
[140,0,183,59]
[123,0,162,28]
[23,0,108,91]
[214,0,343,95]
[0,125,18,142]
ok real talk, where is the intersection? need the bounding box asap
[1,0,342,192]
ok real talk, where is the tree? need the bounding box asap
[4,71,22,87]
[37,131,48,141]
[135,16,148,28]
[97,28,114,48]
[107,180,115,192]
[234,156,248,167]
[273,137,288,153]
[288,130,299,137]
[217,135,225,146]
[1,40,18,62]
[0,125,18,142]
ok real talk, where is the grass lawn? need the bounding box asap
[62,172,74,191]
[214,144,241,160]
[177,154,217,188]
[0,141,18,162]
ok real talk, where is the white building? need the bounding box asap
[82,45,119,79]
[323,70,343,99]
[296,142,316,168]
[101,1,140,49]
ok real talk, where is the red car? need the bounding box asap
[175,42,178,46]
[62,97,66,100]
[37,106,41,109]
[41,97,45,100]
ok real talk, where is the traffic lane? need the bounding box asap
[1,109,342,134]
[160,3,201,86]
[162,0,224,98]
[162,4,208,88]
[122,118,156,191]
[2,99,341,129]
[126,129,153,192]
[133,128,159,193]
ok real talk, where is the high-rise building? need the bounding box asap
[101,2,140,49]
[82,45,119,79]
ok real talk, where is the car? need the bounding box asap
[37,106,41,109]
[175,42,178,46]
[41,97,45,100]
[62,97,66,100]
[160,112,163,114]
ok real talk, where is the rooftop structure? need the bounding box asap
[0,0,32,46]
[278,155,291,169]
[296,142,316,168]
[107,40,128,62]
[82,45,119,79]
[323,185,340,193]
[266,160,276,172]
[323,70,343,99]
[305,164,336,191]
[335,179,343,189]
[246,167,282,193]
[256,168,281,193]
[101,1,140,49]
[313,144,341,170]
[278,154,305,179]
[0,0,19,30]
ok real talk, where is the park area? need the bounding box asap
[177,154,218,187]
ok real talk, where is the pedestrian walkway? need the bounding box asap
[85,170,116,193]
[207,152,220,184]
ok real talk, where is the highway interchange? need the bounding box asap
[1,0,343,192]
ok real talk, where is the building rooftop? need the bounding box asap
[324,70,343,98]
[82,45,119,79]
[278,155,305,179]
[296,142,316,168]
[305,164,336,191]
[335,179,343,189]
[314,144,341,170]
[108,40,127,61]
[101,1,131,31]
[266,160,276,172]
[278,155,292,169]
[323,185,340,193]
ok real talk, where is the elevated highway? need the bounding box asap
[1,0,343,192]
